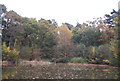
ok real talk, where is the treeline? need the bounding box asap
[1,5,120,66]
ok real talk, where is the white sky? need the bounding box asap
[1,0,120,26]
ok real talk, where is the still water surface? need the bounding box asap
[2,63,120,79]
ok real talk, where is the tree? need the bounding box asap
[72,27,104,47]
[64,23,73,30]
[0,4,7,14]
[75,22,81,28]
[2,11,24,48]
[19,18,56,59]
[51,19,58,28]
[52,24,75,62]
[2,10,56,60]
[38,19,56,59]
[104,9,118,27]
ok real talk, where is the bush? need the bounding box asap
[92,44,112,64]
[73,44,92,60]
[70,57,87,64]
[87,43,119,66]
[51,58,68,63]
[2,42,19,62]
[109,40,120,66]
[102,59,110,65]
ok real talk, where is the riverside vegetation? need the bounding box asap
[1,4,120,79]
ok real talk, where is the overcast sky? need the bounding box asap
[1,0,120,26]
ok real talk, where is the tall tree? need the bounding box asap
[72,27,104,47]
[63,23,73,30]
[53,24,75,62]
[2,10,23,48]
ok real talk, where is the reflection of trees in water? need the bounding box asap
[117,68,120,79]
[2,65,119,79]
[70,65,118,79]
[2,67,17,79]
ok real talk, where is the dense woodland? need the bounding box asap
[1,5,120,66]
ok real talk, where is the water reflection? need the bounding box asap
[70,65,119,79]
[2,66,17,79]
[117,68,120,79]
[2,64,119,79]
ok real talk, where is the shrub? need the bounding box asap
[70,57,87,64]
[2,42,19,62]
[94,44,112,64]
[109,40,120,66]
[51,58,68,63]
[74,44,87,57]
[89,43,119,66]
[102,59,110,65]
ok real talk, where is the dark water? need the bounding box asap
[2,64,120,79]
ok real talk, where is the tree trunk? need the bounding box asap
[13,39,17,48]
